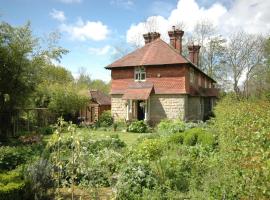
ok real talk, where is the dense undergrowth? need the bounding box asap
[1,96,269,199]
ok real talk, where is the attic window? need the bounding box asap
[135,66,146,81]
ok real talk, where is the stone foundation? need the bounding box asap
[150,94,187,123]
[111,94,126,121]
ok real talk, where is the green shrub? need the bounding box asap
[136,139,165,160]
[0,169,30,200]
[116,161,158,199]
[182,128,215,147]
[25,158,55,200]
[39,126,54,135]
[0,146,30,170]
[157,119,185,134]
[128,120,148,133]
[183,129,199,146]
[167,132,185,145]
[197,131,215,147]
[98,111,113,127]
[80,149,123,187]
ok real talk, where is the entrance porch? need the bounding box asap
[122,82,153,122]
[125,99,150,121]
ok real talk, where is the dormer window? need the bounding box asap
[135,66,146,81]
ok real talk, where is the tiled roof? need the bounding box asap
[106,38,216,83]
[106,38,188,68]
[122,82,153,100]
[89,90,111,105]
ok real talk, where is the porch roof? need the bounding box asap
[122,82,153,100]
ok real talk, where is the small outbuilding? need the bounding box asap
[79,90,111,124]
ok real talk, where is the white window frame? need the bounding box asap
[204,79,207,88]
[134,66,146,81]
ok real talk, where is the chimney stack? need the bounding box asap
[168,26,184,54]
[188,44,201,66]
[143,32,161,44]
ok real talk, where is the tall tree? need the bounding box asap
[224,31,265,94]
[0,22,67,138]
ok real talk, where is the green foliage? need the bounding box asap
[0,169,30,200]
[136,139,165,160]
[39,126,54,135]
[182,128,215,147]
[183,128,200,146]
[80,149,123,187]
[25,158,54,200]
[0,146,31,170]
[128,120,148,133]
[47,84,88,118]
[166,132,185,145]
[0,22,68,138]
[116,161,158,199]
[205,96,270,199]
[157,119,185,134]
[98,111,113,127]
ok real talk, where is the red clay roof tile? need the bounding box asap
[106,38,188,68]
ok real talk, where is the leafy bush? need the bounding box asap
[80,149,123,187]
[206,97,270,199]
[0,146,30,170]
[183,128,215,147]
[167,132,185,145]
[0,169,30,200]
[183,129,199,146]
[25,158,55,200]
[98,111,113,127]
[128,120,148,133]
[197,131,215,147]
[157,119,185,134]
[136,139,165,160]
[116,161,158,199]
[39,126,54,135]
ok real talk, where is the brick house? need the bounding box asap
[79,90,111,123]
[105,27,218,124]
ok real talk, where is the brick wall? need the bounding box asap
[111,65,187,94]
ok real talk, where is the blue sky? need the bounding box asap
[0,0,269,82]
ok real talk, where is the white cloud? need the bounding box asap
[50,9,66,22]
[60,18,110,41]
[126,0,270,46]
[88,45,116,55]
[110,0,134,9]
[56,0,82,4]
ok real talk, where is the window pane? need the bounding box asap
[135,73,139,80]
[141,72,146,80]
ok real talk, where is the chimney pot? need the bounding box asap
[168,26,184,54]
[188,44,201,66]
[143,32,161,44]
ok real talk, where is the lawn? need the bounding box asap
[77,128,143,146]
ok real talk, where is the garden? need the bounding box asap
[1,96,270,200]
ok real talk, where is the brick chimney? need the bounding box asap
[168,26,184,54]
[143,32,161,44]
[188,44,201,66]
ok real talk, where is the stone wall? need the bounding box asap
[150,94,187,123]
[111,94,126,121]
[187,96,203,121]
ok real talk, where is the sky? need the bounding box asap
[0,0,269,82]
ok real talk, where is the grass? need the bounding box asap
[77,128,144,146]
